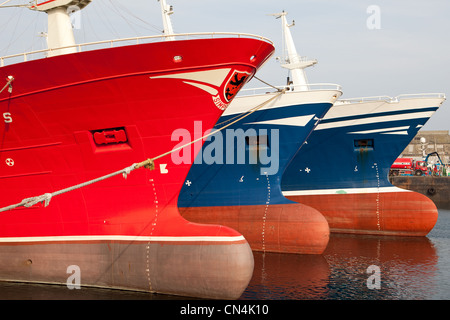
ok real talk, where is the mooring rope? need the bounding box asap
[0,76,14,94]
[215,81,284,128]
[0,88,285,213]
[254,76,284,92]
[0,159,155,213]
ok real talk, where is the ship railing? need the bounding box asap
[337,93,446,104]
[238,83,343,96]
[278,54,317,65]
[0,32,273,67]
[396,93,446,100]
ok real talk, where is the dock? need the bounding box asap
[390,176,450,209]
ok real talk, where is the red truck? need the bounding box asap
[389,158,428,176]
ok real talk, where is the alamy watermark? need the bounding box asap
[171,121,280,175]
[366,5,381,30]
[66,265,81,290]
[65,264,382,291]
[366,265,381,289]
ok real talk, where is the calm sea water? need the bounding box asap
[1,209,449,301]
[242,208,450,300]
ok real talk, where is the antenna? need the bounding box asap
[269,10,317,90]
[267,11,287,19]
[159,0,175,41]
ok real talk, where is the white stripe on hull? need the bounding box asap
[150,68,231,86]
[315,111,435,130]
[282,186,411,196]
[348,126,410,134]
[0,235,246,243]
[244,114,315,127]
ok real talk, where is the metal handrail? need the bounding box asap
[337,93,446,104]
[279,54,316,64]
[396,93,446,100]
[238,83,343,96]
[0,32,273,67]
[336,96,393,104]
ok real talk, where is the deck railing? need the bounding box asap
[0,32,273,67]
[337,93,446,104]
[238,83,343,96]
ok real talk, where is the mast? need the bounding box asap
[270,11,317,91]
[159,0,174,41]
[30,0,92,57]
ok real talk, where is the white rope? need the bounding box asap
[152,89,284,162]
[0,162,147,213]
[0,87,285,213]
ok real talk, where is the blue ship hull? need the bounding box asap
[178,89,341,253]
[282,95,445,236]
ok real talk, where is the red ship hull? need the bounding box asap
[0,37,274,299]
[286,189,438,236]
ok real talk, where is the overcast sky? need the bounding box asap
[1,0,449,130]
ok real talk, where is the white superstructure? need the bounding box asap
[30,0,92,57]
[270,11,317,91]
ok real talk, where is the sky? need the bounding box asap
[1,0,449,131]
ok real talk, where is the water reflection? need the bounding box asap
[242,234,438,300]
[243,252,330,300]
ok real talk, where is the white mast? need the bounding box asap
[30,0,92,57]
[270,11,317,91]
[159,0,174,41]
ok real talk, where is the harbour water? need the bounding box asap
[243,208,450,300]
[0,209,449,301]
